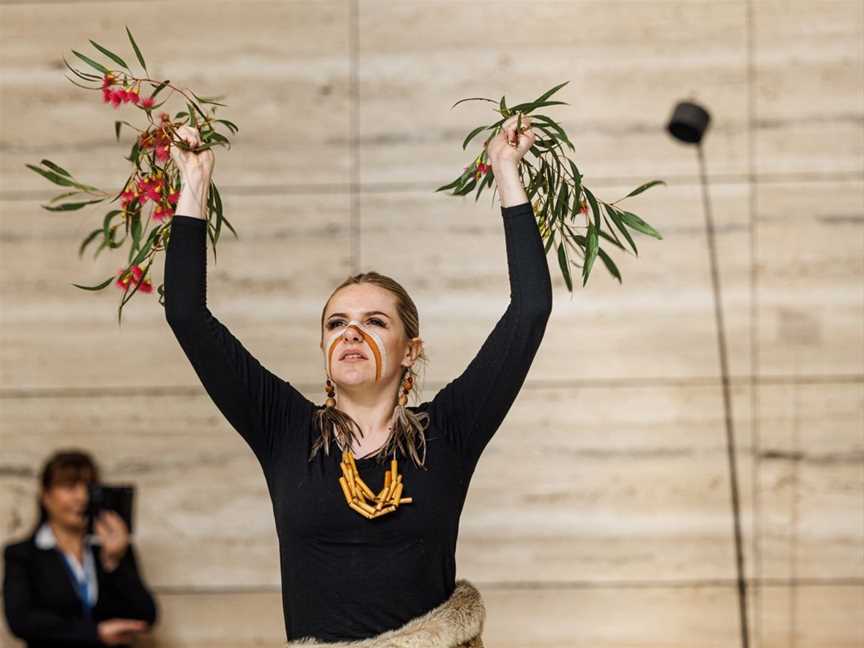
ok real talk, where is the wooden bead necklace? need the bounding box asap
[337,447,412,519]
[330,373,416,520]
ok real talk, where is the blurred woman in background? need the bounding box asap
[3,450,158,647]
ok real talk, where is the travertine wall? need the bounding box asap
[0,1,861,647]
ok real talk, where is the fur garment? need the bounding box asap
[285,579,485,648]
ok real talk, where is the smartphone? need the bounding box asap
[86,484,135,536]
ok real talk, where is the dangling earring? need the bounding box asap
[324,377,336,408]
[398,372,413,407]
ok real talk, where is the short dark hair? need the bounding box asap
[32,449,100,534]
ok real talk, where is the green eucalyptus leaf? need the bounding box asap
[583,187,602,231]
[621,180,666,200]
[129,215,142,262]
[436,176,463,192]
[562,223,586,249]
[532,81,569,105]
[455,175,478,196]
[103,209,122,240]
[49,190,82,203]
[44,198,106,212]
[63,56,102,81]
[473,169,493,202]
[187,102,198,128]
[618,210,663,239]
[71,49,110,75]
[215,118,239,134]
[73,276,114,291]
[26,164,78,188]
[206,131,231,149]
[88,40,130,71]
[150,79,170,99]
[554,180,568,218]
[128,228,160,268]
[78,228,103,257]
[604,204,639,256]
[509,99,569,114]
[498,95,509,117]
[64,75,100,91]
[557,242,573,292]
[189,99,209,122]
[450,96,496,109]
[39,159,73,178]
[582,224,599,286]
[191,90,228,106]
[462,125,487,151]
[126,26,148,73]
[126,139,140,165]
[530,114,569,139]
[600,214,626,250]
[212,184,234,238]
[206,220,218,261]
[543,233,555,255]
[597,247,622,283]
[213,203,223,245]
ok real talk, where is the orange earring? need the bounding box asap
[324,378,336,408]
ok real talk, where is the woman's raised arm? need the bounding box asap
[165,127,312,470]
[429,117,553,480]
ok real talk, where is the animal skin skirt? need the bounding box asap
[285,580,485,648]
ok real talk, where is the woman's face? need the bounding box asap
[41,478,89,532]
[320,283,423,389]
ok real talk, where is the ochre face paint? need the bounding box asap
[324,319,388,383]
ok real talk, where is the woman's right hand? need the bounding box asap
[169,125,215,220]
[97,618,149,645]
[169,125,215,189]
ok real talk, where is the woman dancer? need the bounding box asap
[165,114,551,647]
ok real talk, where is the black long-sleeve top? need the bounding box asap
[3,538,158,648]
[163,201,552,642]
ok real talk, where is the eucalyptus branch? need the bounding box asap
[29,26,239,323]
[438,81,665,291]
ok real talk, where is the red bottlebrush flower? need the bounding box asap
[102,88,112,104]
[474,161,491,180]
[116,265,152,294]
[140,96,155,109]
[109,90,124,108]
[155,145,170,162]
[101,73,115,89]
[120,190,136,209]
[135,176,164,204]
[125,90,140,105]
[153,204,175,222]
[167,190,180,206]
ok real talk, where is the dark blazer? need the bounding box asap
[3,534,158,648]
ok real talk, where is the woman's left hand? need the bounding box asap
[95,511,129,571]
[485,113,536,167]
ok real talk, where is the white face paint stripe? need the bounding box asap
[324,319,388,383]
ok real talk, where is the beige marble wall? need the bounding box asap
[1,1,861,647]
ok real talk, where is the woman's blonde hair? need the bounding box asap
[310,271,431,469]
